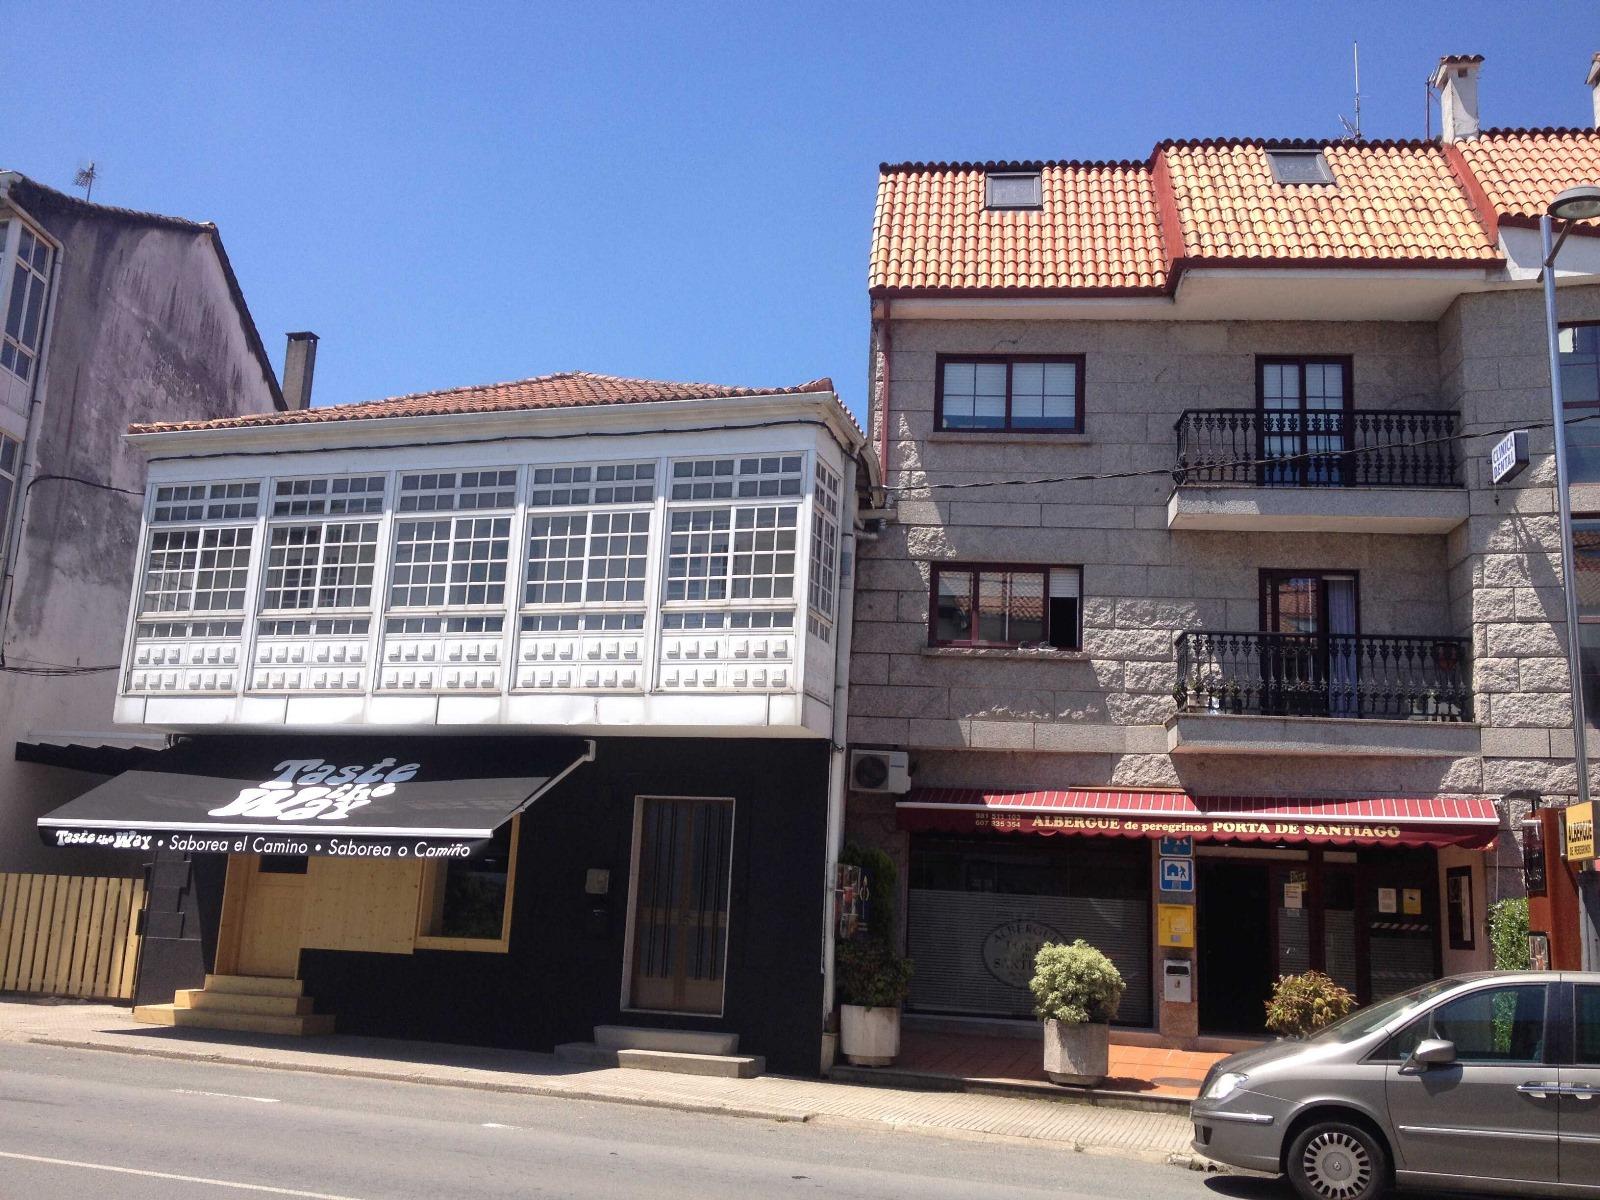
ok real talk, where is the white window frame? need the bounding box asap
[385,469,519,613]
[0,218,54,383]
[522,460,657,612]
[663,454,803,608]
[258,474,387,615]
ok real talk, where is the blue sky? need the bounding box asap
[10,1,1600,419]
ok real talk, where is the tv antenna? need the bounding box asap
[1339,43,1363,141]
[73,162,98,201]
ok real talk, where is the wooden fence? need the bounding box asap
[0,873,145,1000]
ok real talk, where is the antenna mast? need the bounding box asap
[1339,42,1363,140]
[73,162,98,201]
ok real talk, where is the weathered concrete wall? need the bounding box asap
[0,203,278,874]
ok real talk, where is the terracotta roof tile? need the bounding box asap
[1162,140,1499,262]
[129,371,838,434]
[1454,127,1600,229]
[870,160,1167,294]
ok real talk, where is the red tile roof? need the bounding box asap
[129,371,837,434]
[871,160,1167,293]
[871,128,1600,296]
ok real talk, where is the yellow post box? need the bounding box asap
[1158,903,1195,948]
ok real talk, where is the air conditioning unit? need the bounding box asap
[850,749,910,794]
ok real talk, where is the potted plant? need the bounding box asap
[1263,970,1355,1039]
[836,936,912,1066]
[1029,940,1125,1087]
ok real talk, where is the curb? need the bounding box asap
[826,1063,1192,1114]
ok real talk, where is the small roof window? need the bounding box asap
[985,171,1043,210]
[1267,150,1335,186]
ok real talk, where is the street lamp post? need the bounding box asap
[1540,185,1600,971]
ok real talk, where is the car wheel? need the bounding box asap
[1286,1120,1389,1200]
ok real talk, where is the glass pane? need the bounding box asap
[5,265,26,340]
[1578,986,1600,1065]
[434,822,512,939]
[1269,576,1321,635]
[1006,572,1045,644]
[934,570,973,642]
[976,573,1008,642]
[1577,520,1600,618]
[1263,363,1296,405]
[1429,985,1546,1063]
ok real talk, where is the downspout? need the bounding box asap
[875,297,892,489]
[820,456,860,1034]
[0,201,64,664]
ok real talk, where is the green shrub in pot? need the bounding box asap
[836,936,912,1009]
[1029,940,1125,1025]
[1263,970,1355,1038]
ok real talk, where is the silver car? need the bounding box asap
[1191,971,1600,1199]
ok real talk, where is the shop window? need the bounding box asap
[415,818,517,952]
[929,564,1080,650]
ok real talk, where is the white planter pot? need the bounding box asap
[839,1004,900,1067]
[1042,1018,1109,1086]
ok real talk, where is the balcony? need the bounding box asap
[1168,630,1479,758]
[1168,409,1468,534]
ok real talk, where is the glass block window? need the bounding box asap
[261,522,379,610]
[271,475,385,517]
[389,516,511,607]
[1,224,51,383]
[664,508,731,601]
[809,462,841,620]
[730,505,797,599]
[524,510,650,605]
[151,481,261,522]
[139,526,254,614]
[396,469,517,513]
[529,462,655,507]
[670,455,803,501]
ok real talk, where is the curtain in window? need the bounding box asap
[1326,577,1359,716]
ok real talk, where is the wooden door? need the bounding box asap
[234,855,309,978]
[627,797,734,1015]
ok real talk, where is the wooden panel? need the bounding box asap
[299,857,423,956]
[0,872,145,1001]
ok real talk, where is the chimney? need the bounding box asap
[1431,54,1483,141]
[1588,53,1600,129]
[282,331,318,411]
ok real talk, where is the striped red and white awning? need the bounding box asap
[895,787,1499,849]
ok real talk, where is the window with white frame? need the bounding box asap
[151,481,260,523]
[529,461,654,507]
[389,471,515,609]
[260,476,385,612]
[665,456,803,604]
[808,461,840,636]
[138,482,260,617]
[1,222,51,383]
[0,432,20,571]
[524,461,655,608]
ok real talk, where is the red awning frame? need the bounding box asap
[896,787,1499,850]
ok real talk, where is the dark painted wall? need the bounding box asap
[300,735,830,1077]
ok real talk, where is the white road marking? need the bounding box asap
[0,1150,367,1198]
[481,1122,513,1129]
[173,1088,280,1104]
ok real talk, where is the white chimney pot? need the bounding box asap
[1587,53,1599,130]
[1431,56,1483,142]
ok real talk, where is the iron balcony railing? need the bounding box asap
[1174,630,1474,722]
[1173,409,1460,488]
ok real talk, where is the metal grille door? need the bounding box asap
[628,797,734,1014]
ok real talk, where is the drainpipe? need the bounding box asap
[875,298,892,489]
[821,456,860,1031]
[0,199,64,663]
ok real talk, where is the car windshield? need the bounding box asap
[1305,978,1462,1045]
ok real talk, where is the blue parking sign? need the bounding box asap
[1158,835,1193,857]
[1160,857,1194,893]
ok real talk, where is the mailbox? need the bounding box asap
[1163,959,1193,1004]
[1158,903,1195,948]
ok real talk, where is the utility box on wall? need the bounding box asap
[1158,903,1195,949]
[1163,958,1192,1004]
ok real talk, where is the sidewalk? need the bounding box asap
[0,998,1202,1167]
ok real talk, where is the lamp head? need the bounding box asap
[1549,185,1600,221]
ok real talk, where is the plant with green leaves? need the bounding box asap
[1029,940,1125,1026]
[1264,970,1355,1038]
[836,936,912,1009]
[839,843,899,943]
[1489,897,1530,971]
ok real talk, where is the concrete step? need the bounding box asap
[132,1002,333,1037]
[176,989,315,1016]
[616,1048,763,1079]
[554,1042,762,1078]
[593,1024,739,1056]
[203,974,305,998]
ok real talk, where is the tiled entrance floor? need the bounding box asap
[894,1029,1232,1099]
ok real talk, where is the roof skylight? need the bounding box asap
[1267,150,1335,186]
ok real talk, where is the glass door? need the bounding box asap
[627,796,735,1015]
[1261,572,1358,716]
[1259,359,1349,486]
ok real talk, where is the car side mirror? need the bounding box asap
[1405,1038,1456,1070]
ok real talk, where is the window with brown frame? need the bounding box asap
[1561,322,1600,483]
[929,564,1081,650]
[935,356,1084,433]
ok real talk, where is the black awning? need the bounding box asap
[38,735,593,858]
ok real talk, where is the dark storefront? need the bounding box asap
[39,734,831,1076]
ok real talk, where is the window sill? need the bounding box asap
[414,934,510,954]
[928,431,1090,445]
[922,646,1088,662]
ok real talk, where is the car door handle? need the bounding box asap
[1565,1085,1600,1101]
[1517,1082,1562,1098]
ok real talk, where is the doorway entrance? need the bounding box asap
[1197,859,1272,1034]
[231,855,308,978]
[626,796,735,1015]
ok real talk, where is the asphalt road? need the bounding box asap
[0,1042,1290,1200]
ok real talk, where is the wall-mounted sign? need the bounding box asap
[981,918,1063,988]
[1283,882,1304,910]
[956,809,1487,848]
[1490,429,1530,485]
[1377,887,1398,914]
[1402,888,1423,916]
[1158,835,1194,857]
[1566,802,1595,862]
[1522,818,1548,896]
[1159,857,1195,893]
